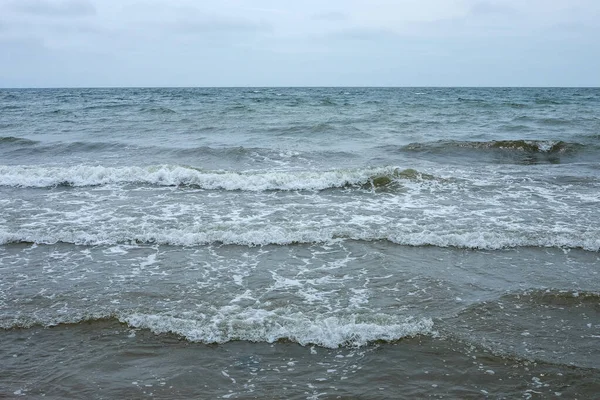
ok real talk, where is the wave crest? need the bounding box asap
[0,136,39,146]
[2,229,598,251]
[403,140,582,154]
[1,312,434,348]
[0,165,434,190]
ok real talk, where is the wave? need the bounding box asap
[0,104,21,110]
[140,106,177,114]
[81,103,136,111]
[506,288,600,307]
[449,288,600,368]
[2,229,598,251]
[0,136,39,146]
[539,118,571,126]
[46,109,75,116]
[1,140,359,166]
[33,141,134,154]
[535,98,563,105]
[457,97,487,104]
[400,140,592,164]
[0,312,434,348]
[456,289,600,316]
[403,139,582,154]
[262,122,340,136]
[504,102,527,109]
[0,165,431,190]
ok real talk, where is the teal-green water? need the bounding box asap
[1,87,599,398]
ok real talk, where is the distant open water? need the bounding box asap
[1,87,599,398]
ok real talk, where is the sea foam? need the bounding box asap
[0,165,418,190]
[1,227,598,251]
[0,311,434,348]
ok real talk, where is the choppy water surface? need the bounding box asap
[1,87,599,398]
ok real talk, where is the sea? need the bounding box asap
[0,87,599,399]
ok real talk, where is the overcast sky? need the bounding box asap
[1,0,599,87]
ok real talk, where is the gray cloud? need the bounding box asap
[6,0,96,18]
[469,1,515,16]
[312,11,347,22]
[0,0,599,87]
[327,27,398,42]
[167,18,272,35]
[0,18,102,36]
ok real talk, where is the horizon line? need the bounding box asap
[2,85,599,90]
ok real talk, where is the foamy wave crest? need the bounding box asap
[2,228,599,251]
[122,312,433,348]
[0,311,434,348]
[0,165,419,190]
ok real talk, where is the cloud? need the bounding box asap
[167,17,272,35]
[327,27,398,42]
[6,0,96,18]
[0,0,599,87]
[312,11,347,22]
[111,2,272,38]
[469,1,515,16]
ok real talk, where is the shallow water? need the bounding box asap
[1,87,599,398]
[4,320,600,399]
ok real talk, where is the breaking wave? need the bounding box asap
[0,312,434,349]
[0,165,433,190]
[2,228,598,251]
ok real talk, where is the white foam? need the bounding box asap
[2,162,598,252]
[139,253,158,268]
[1,226,598,251]
[0,164,401,191]
[120,311,434,348]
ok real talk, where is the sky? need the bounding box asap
[0,0,599,87]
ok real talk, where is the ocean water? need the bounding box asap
[1,87,599,399]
